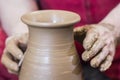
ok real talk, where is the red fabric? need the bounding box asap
[39,0,120,80]
[0,0,120,80]
[0,24,18,80]
[40,0,120,26]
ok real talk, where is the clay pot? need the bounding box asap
[19,10,83,80]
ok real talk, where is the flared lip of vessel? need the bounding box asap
[21,10,80,28]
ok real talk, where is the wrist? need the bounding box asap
[99,22,120,45]
[99,22,120,37]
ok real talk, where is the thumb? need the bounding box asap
[74,25,90,43]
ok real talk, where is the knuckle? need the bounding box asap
[89,50,95,57]
[83,43,91,50]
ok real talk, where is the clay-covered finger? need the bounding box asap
[1,50,19,72]
[8,69,18,75]
[82,50,90,61]
[6,39,23,60]
[82,50,96,61]
[74,25,90,33]
[89,39,105,57]
[90,46,109,68]
[74,26,88,43]
[83,29,99,50]
[109,42,116,58]
[100,55,113,71]
[82,39,105,61]
[99,41,115,71]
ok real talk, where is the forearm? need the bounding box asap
[0,0,38,36]
[100,3,120,40]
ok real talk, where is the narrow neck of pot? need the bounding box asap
[28,25,74,50]
[21,10,80,50]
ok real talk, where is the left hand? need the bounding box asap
[74,23,118,71]
[1,33,28,74]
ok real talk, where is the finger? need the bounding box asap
[6,39,23,60]
[74,26,88,43]
[100,55,113,72]
[82,39,105,61]
[109,41,116,57]
[8,69,18,75]
[89,39,105,58]
[90,46,109,68]
[100,43,115,71]
[83,29,99,50]
[74,25,90,33]
[82,50,90,61]
[1,50,19,72]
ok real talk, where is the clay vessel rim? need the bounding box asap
[21,10,80,28]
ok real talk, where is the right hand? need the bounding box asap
[74,24,118,71]
[1,33,28,74]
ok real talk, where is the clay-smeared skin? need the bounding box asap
[19,10,83,80]
[74,24,116,71]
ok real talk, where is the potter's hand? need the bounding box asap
[74,23,118,71]
[1,33,28,74]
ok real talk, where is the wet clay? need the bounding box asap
[19,10,83,80]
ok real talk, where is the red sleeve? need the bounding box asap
[0,24,18,80]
